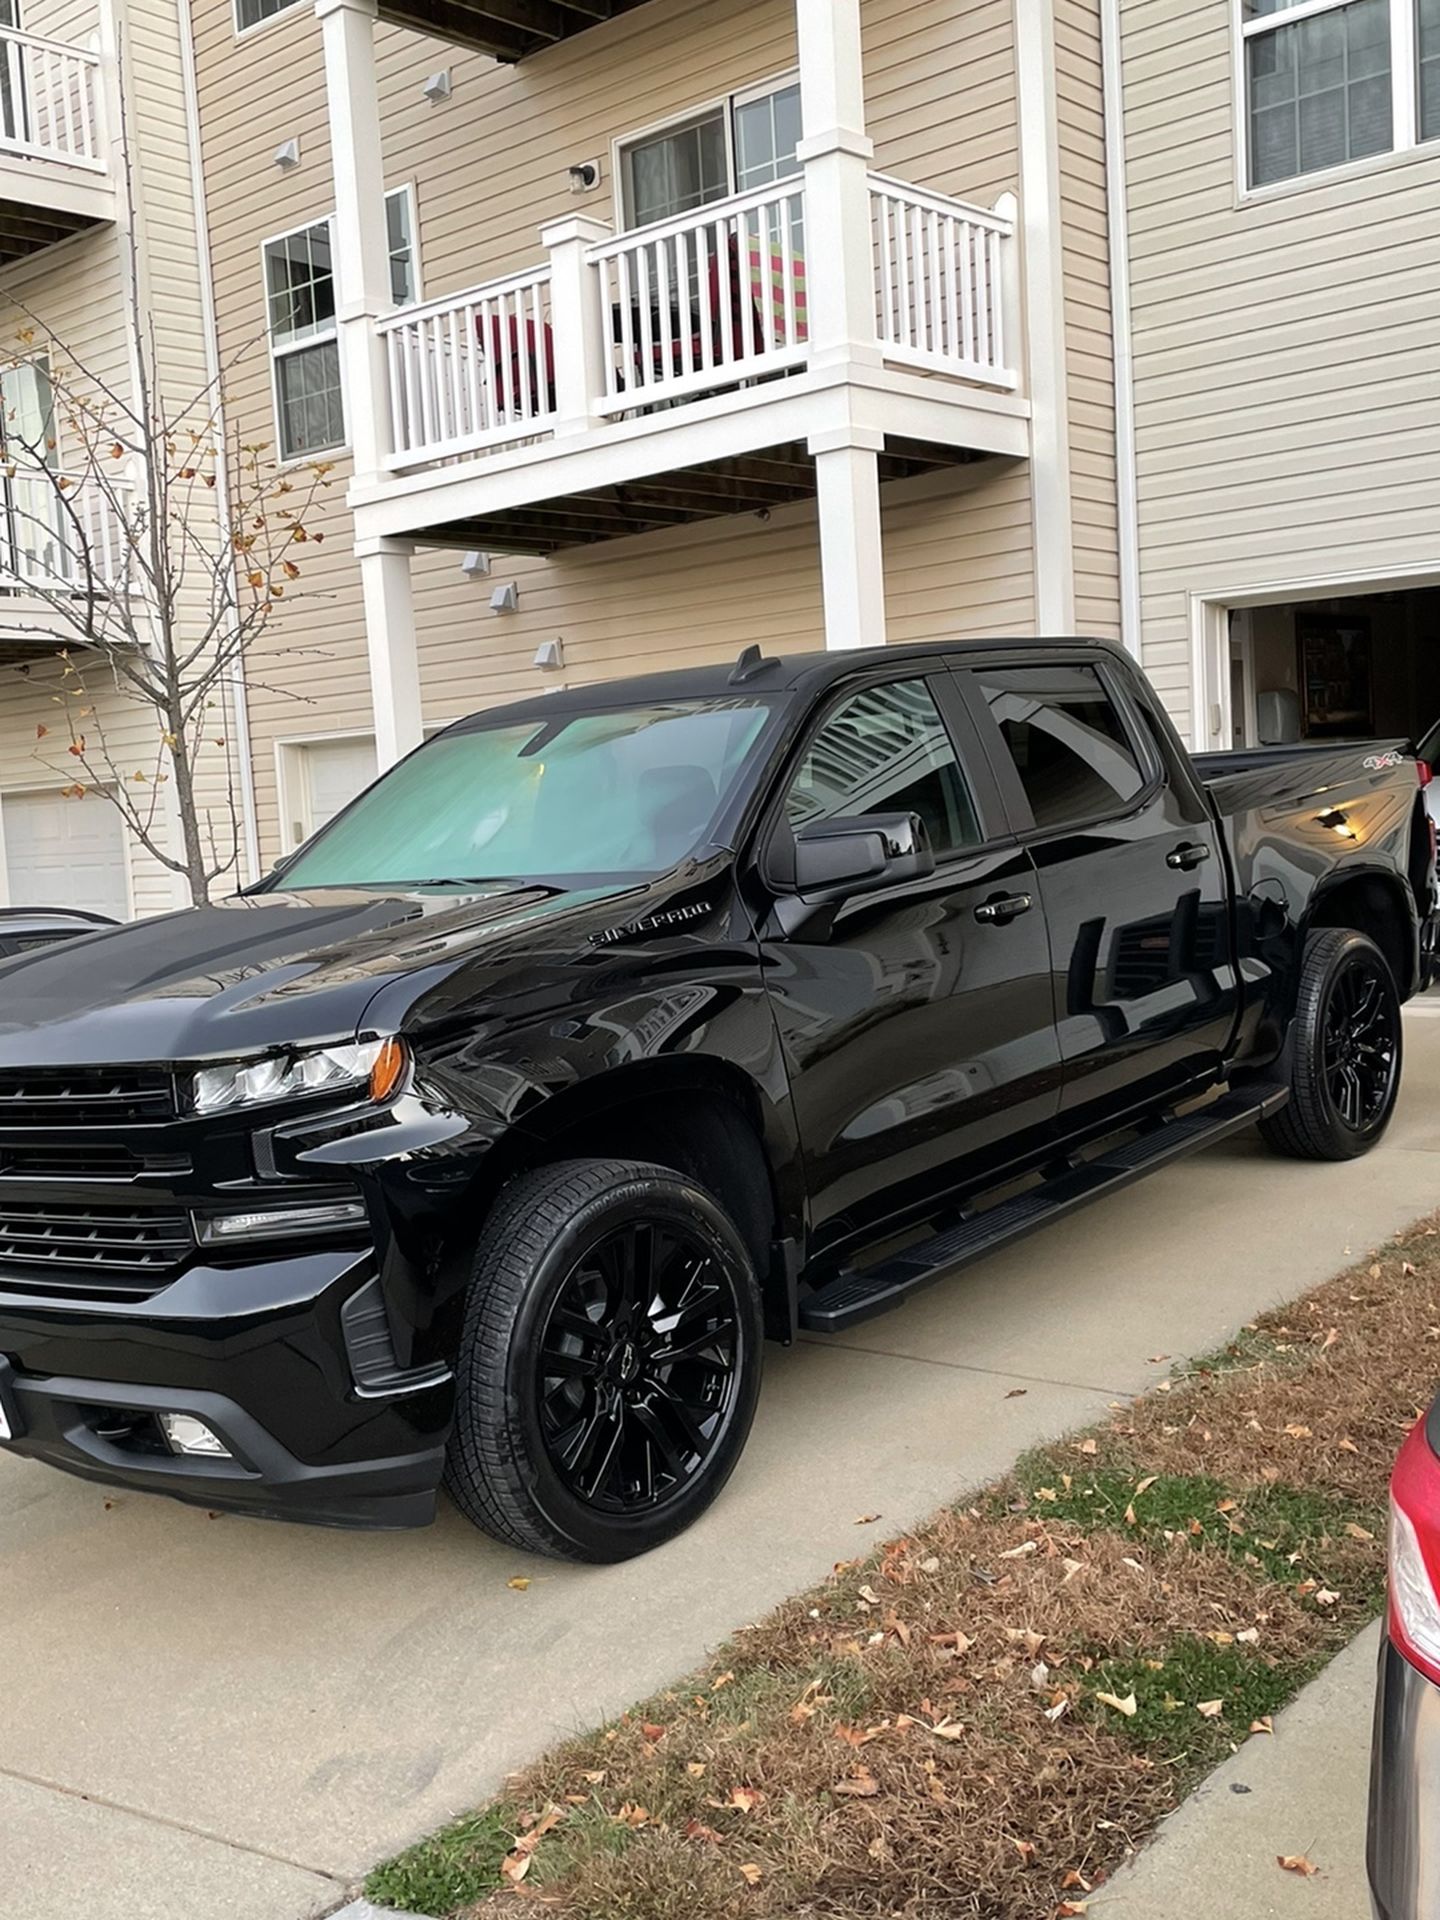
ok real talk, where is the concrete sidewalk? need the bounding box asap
[3,1013,1438,1920]
[1094,1622,1380,1919]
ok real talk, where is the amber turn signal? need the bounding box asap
[369,1035,409,1103]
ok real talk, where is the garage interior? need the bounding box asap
[1228,585,1439,751]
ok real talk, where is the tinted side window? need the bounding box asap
[785,678,981,857]
[973,665,1145,830]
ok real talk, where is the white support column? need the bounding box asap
[317,0,393,486]
[811,427,887,652]
[356,535,423,766]
[794,0,881,371]
[539,213,611,439]
[1015,0,1076,636]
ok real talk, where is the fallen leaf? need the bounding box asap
[712,1670,736,1691]
[1010,1837,1037,1864]
[1000,1540,1039,1560]
[686,1762,707,1778]
[1076,1438,1098,1456]
[1057,1903,1089,1916]
[1283,1423,1313,1440]
[1005,1388,1028,1399]
[1196,1699,1224,1719]
[1345,1522,1375,1542]
[685,1818,723,1845]
[1096,1691,1138,1718]
[833,1766,880,1797]
[929,1630,974,1654]
[738,1863,763,1887]
[1062,1869,1093,1892]
[1236,1627,1261,1645]
[641,1722,667,1743]
[1278,1855,1319,1877]
[579,1769,606,1785]
[1338,1437,1360,1454]
[1251,1716,1274,1735]
[614,1803,650,1828]
[725,1787,765,1813]
[507,1576,531,1592]
[1134,1475,1159,1496]
[854,1513,882,1525]
[928,1717,966,1741]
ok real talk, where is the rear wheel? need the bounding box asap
[1259,927,1402,1161]
[444,1158,763,1562]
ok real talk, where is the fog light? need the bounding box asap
[159,1413,232,1459]
[199,1200,367,1244]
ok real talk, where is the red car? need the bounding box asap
[1370,1406,1440,1917]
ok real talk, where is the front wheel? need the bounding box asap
[1259,927,1403,1161]
[444,1158,764,1562]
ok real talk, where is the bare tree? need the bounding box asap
[0,168,335,904]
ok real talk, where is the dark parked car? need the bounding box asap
[1370,1403,1440,1920]
[0,639,1432,1560]
[0,908,117,962]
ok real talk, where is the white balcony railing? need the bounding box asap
[869,174,1015,389]
[379,174,1018,472]
[0,26,104,171]
[379,266,555,469]
[0,467,132,592]
[588,179,808,416]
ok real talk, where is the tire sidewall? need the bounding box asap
[496,1170,763,1561]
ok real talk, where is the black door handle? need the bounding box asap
[974,892,1033,925]
[1166,842,1212,872]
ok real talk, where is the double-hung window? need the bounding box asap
[619,77,801,229]
[1240,0,1440,188]
[263,187,417,462]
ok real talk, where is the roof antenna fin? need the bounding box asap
[730,643,780,685]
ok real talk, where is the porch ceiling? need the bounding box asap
[375,0,652,61]
[406,438,983,557]
[0,197,106,266]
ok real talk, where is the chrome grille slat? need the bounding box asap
[0,1066,176,1128]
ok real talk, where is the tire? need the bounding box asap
[1258,927,1403,1162]
[443,1157,764,1562]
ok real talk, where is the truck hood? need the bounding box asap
[0,882,634,1069]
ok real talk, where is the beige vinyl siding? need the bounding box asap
[1120,0,1440,743]
[1055,0,1119,640]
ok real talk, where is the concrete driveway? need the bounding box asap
[6,1010,1440,1920]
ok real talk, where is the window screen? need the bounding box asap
[1246,0,1392,186]
[785,679,981,858]
[974,665,1147,831]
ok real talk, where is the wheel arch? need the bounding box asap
[1303,866,1419,999]
[449,1058,803,1342]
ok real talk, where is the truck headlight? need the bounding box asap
[192,1036,407,1115]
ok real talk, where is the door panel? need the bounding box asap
[962,662,1239,1128]
[754,672,1060,1255]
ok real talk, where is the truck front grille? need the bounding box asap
[0,1200,194,1299]
[0,1067,176,1129]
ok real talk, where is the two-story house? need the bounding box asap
[186,0,1122,865]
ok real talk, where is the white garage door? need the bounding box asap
[291,737,378,845]
[3,789,130,921]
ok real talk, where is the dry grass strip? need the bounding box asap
[368,1214,1440,1920]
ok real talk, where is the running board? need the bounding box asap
[798,1082,1290,1335]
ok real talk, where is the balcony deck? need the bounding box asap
[353,173,1029,555]
[0,26,113,264]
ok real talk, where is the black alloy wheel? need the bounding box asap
[536,1220,743,1515]
[1322,951,1399,1133]
[444,1158,763,1561]
[1260,927,1403,1161]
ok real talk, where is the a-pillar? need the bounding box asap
[355,535,423,766]
[811,426,887,652]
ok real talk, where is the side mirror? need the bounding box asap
[791,811,935,899]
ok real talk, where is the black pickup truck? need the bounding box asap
[0,639,1432,1561]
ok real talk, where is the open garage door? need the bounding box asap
[2,789,130,921]
[1225,585,1440,752]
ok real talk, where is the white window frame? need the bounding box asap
[612,71,801,232]
[1234,0,1432,200]
[260,185,419,467]
[234,0,305,42]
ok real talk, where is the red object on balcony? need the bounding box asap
[479,310,556,418]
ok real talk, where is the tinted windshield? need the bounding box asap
[277,698,777,889]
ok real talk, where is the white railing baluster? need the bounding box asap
[866,172,1017,390]
[0,28,102,169]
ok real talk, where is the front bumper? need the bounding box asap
[1369,1633,1440,1919]
[0,1247,454,1529]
